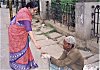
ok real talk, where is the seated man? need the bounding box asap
[42,36,84,70]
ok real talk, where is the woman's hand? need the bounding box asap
[28,31,46,54]
[41,53,51,59]
[35,44,41,49]
[28,31,41,49]
[37,47,41,49]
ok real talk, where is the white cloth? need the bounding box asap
[64,36,76,45]
[83,64,99,70]
[41,54,51,59]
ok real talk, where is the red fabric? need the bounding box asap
[8,24,28,53]
[16,7,32,22]
[8,7,34,65]
[16,47,33,64]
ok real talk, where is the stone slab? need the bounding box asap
[32,23,41,31]
[79,50,93,59]
[37,39,57,47]
[32,25,41,31]
[32,27,39,31]
[40,27,54,33]
[56,36,66,48]
[91,62,99,67]
[41,44,64,59]
[34,31,43,35]
[32,21,41,26]
[48,32,62,39]
[86,54,99,64]
[34,35,48,41]
[57,36,65,42]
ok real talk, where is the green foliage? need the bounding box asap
[51,0,78,3]
[61,0,74,3]
[97,0,100,2]
[51,0,56,2]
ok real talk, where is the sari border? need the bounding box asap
[10,37,29,62]
[10,60,38,70]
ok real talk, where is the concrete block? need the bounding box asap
[79,50,93,59]
[32,27,39,31]
[56,36,66,43]
[34,31,43,35]
[32,22,41,29]
[48,32,62,39]
[37,39,56,47]
[34,35,48,41]
[91,62,99,67]
[86,54,99,64]
[40,27,54,33]
[41,44,64,59]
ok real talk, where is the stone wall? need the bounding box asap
[39,0,51,19]
[75,2,100,40]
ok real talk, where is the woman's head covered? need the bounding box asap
[26,1,38,8]
[25,1,38,15]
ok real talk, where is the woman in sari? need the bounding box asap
[8,1,41,70]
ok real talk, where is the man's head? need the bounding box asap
[63,36,76,51]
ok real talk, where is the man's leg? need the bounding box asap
[64,66,72,70]
[50,63,60,70]
[50,63,65,70]
[59,67,64,70]
[59,66,72,70]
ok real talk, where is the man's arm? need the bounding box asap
[50,50,80,67]
[58,51,66,60]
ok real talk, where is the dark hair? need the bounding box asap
[26,1,38,8]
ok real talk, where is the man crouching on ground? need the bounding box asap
[41,36,84,70]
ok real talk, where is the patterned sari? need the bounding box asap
[8,7,38,70]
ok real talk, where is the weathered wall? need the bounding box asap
[75,2,100,40]
[39,0,51,19]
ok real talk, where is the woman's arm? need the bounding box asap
[22,20,41,50]
[28,31,41,49]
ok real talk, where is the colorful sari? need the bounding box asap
[8,7,38,70]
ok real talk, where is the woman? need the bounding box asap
[8,1,41,70]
